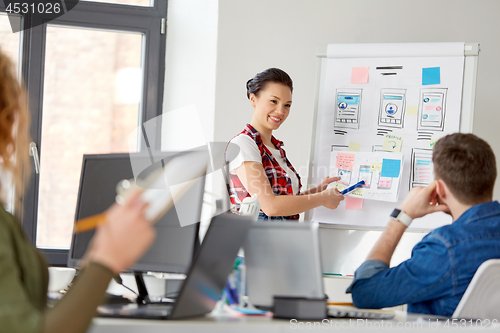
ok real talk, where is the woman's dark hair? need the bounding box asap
[246,68,293,99]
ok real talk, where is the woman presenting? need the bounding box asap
[228,68,344,220]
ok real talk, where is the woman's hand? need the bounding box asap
[318,187,345,210]
[86,188,156,274]
[301,176,341,196]
[317,176,341,192]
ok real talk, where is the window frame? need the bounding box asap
[0,0,167,265]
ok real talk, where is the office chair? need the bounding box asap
[452,259,500,320]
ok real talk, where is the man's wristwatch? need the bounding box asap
[390,208,413,226]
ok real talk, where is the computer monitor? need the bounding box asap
[68,151,205,275]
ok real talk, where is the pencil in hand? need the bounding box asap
[74,213,107,233]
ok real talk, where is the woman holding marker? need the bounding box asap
[227,68,344,220]
[0,48,155,333]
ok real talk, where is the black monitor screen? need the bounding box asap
[68,152,204,274]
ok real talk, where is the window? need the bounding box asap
[37,26,143,248]
[0,1,167,265]
[0,13,21,72]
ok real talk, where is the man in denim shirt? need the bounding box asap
[347,133,500,317]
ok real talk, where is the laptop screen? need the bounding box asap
[169,213,253,319]
[244,222,324,309]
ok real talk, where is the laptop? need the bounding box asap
[244,221,394,320]
[244,222,325,310]
[97,213,253,320]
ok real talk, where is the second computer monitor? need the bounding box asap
[68,151,206,274]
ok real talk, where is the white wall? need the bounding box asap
[214,0,500,201]
[163,0,219,232]
[163,0,218,147]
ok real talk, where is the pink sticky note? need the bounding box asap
[351,67,369,84]
[336,153,355,172]
[346,196,363,210]
[379,179,392,188]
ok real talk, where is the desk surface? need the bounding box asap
[88,311,498,332]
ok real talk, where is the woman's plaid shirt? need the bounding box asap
[227,124,302,220]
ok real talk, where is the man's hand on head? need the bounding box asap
[400,181,450,220]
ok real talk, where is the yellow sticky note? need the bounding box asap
[382,134,403,152]
[347,142,361,152]
[349,188,364,198]
[370,162,383,173]
[335,183,348,192]
[430,139,438,149]
[406,106,419,116]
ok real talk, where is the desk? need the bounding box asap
[88,311,498,332]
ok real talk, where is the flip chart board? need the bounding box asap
[308,43,479,229]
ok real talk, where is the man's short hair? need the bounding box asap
[433,133,497,205]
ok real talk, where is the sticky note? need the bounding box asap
[422,67,441,85]
[370,162,383,173]
[335,183,348,192]
[336,153,355,172]
[232,307,269,315]
[382,134,403,152]
[345,196,363,210]
[381,159,401,178]
[429,139,438,149]
[350,188,364,198]
[347,142,361,152]
[351,67,369,84]
[406,106,418,116]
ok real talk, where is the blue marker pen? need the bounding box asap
[340,180,365,195]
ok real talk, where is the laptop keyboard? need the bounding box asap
[328,307,395,320]
[98,303,174,319]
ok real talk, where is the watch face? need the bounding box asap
[390,208,401,218]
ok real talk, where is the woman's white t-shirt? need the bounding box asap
[228,134,300,195]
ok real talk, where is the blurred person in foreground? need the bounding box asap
[0,48,155,332]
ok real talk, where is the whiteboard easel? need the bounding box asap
[306,43,480,230]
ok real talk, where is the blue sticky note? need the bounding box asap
[422,67,440,85]
[381,159,401,178]
[232,307,269,315]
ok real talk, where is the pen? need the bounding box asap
[340,180,365,195]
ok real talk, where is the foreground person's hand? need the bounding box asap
[87,189,156,274]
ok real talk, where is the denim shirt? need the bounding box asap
[346,201,500,317]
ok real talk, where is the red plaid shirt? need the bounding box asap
[227,124,302,220]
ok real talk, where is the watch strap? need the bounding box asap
[390,208,412,226]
